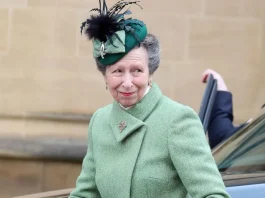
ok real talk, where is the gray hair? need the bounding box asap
[95,34,160,75]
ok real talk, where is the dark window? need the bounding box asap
[214,113,265,175]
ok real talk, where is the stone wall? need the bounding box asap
[0,0,265,138]
[0,158,79,197]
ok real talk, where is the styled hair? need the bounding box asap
[95,34,160,75]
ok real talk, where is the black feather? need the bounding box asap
[90,8,100,13]
[81,0,144,43]
[80,21,87,34]
[85,15,120,42]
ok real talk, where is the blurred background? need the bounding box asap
[0,0,265,197]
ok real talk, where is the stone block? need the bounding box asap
[57,0,95,9]
[10,9,55,57]
[205,0,264,18]
[42,162,81,191]
[0,0,27,8]
[189,18,262,65]
[0,9,8,52]
[0,159,43,197]
[54,10,77,56]
[28,0,57,7]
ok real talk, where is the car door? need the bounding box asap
[213,110,265,198]
[198,74,217,133]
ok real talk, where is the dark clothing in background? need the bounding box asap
[208,91,245,149]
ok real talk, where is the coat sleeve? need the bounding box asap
[69,111,101,198]
[208,91,241,149]
[168,106,230,198]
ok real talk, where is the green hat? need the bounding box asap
[80,0,148,66]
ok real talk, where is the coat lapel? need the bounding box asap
[110,103,145,142]
[109,83,162,142]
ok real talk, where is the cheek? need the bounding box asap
[106,77,121,99]
[134,77,149,96]
[106,77,121,89]
[134,75,149,87]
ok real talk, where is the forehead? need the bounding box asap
[112,47,148,67]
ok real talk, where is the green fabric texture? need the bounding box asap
[93,30,126,58]
[69,83,230,198]
[97,23,147,66]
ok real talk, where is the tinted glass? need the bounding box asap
[213,112,265,174]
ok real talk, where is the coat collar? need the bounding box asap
[109,83,162,142]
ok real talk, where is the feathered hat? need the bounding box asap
[81,0,147,66]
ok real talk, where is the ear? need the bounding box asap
[149,74,153,82]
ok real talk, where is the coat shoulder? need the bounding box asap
[159,96,197,117]
[150,96,200,132]
[91,104,113,124]
[97,103,113,115]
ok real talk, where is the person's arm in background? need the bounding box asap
[207,91,241,149]
[202,69,243,149]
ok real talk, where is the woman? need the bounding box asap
[69,1,230,197]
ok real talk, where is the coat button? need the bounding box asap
[119,121,126,132]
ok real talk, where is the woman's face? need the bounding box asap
[104,47,150,108]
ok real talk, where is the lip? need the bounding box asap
[120,92,135,97]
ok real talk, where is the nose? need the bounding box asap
[122,73,133,89]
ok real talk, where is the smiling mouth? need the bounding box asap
[120,92,135,97]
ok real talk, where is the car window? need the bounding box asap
[213,111,265,175]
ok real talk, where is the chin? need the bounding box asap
[120,100,137,107]
[121,103,134,107]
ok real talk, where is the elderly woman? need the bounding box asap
[69,1,230,198]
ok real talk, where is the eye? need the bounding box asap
[134,69,142,73]
[113,69,122,73]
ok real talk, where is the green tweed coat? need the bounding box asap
[69,83,230,198]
